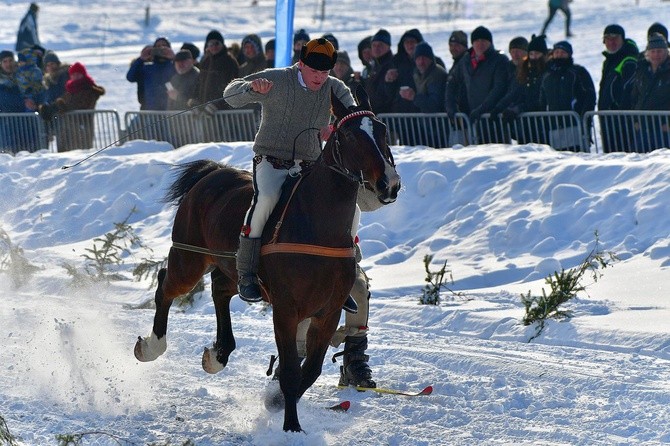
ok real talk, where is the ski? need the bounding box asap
[337,384,433,396]
[327,400,351,412]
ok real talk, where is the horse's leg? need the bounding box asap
[134,250,207,362]
[273,312,303,432]
[297,311,342,400]
[202,267,237,374]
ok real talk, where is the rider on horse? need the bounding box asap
[224,37,376,387]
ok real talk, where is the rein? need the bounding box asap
[327,109,377,184]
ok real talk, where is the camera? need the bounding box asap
[151,47,163,57]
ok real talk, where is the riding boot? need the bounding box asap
[236,236,262,302]
[338,335,376,388]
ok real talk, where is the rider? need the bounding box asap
[224,37,376,387]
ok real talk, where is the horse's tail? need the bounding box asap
[164,159,224,206]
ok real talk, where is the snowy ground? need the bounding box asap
[2,0,670,444]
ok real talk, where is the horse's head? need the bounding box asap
[326,85,401,207]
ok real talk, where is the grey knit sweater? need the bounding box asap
[224,64,355,161]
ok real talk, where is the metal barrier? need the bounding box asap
[124,109,259,147]
[0,113,48,154]
[378,112,472,147]
[49,110,122,152]
[584,110,670,154]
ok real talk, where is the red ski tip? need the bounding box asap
[339,400,351,411]
[420,386,433,395]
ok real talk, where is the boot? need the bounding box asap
[236,236,262,302]
[338,335,376,388]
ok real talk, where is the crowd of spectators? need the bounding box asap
[2,3,670,153]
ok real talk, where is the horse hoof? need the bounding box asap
[134,333,167,362]
[263,380,284,413]
[202,347,225,374]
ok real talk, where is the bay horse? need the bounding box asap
[133,85,400,432]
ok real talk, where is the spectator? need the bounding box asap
[39,62,105,151]
[445,30,469,118]
[180,42,201,66]
[540,0,573,38]
[332,50,360,91]
[508,37,528,68]
[630,34,670,152]
[16,47,45,112]
[539,40,596,151]
[492,34,550,144]
[15,3,40,52]
[126,37,176,111]
[194,30,239,111]
[167,50,199,111]
[322,33,339,50]
[42,51,70,104]
[291,28,310,64]
[265,38,275,68]
[639,23,669,62]
[357,36,373,81]
[446,26,509,143]
[364,29,395,113]
[387,28,424,113]
[598,24,639,153]
[239,34,267,77]
[0,50,24,112]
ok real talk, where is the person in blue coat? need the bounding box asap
[126,37,176,111]
[15,3,40,52]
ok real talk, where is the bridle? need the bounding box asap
[326,109,380,185]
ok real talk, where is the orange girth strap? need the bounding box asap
[260,243,355,258]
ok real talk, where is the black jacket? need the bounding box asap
[364,50,395,114]
[598,39,639,110]
[539,58,596,116]
[631,57,670,110]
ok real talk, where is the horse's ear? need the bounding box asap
[330,87,349,120]
[354,84,371,110]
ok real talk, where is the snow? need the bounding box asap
[2,0,670,444]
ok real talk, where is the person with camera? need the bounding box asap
[126,37,176,111]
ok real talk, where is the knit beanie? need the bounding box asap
[509,36,528,52]
[449,30,467,47]
[603,24,625,39]
[300,38,337,71]
[265,38,275,52]
[293,28,310,44]
[647,33,668,51]
[322,33,339,50]
[372,29,392,47]
[43,50,60,65]
[0,50,14,61]
[206,30,224,45]
[471,26,493,44]
[648,22,668,40]
[553,40,573,56]
[180,42,200,60]
[68,61,88,76]
[336,50,351,66]
[413,41,435,60]
[528,34,548,54]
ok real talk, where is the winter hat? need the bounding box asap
[265,39,275,52]
[174,49,193,61]
[0,50,15,61]
[528,34,548,54]
[29,3,39,12]
[42,50,60,65]
[293,28,310,44]
[449,30,468,47]
[471,26,493,44]
[206,30,224,45]
[401,28,424,45]
[336,50,351,66]
[553,40,573,56]
[321,33,339,50]
[154,36,171,48]
[648,22,668,41]
[300,37,337,71]
[241,34,263,56]
[357,36,372,63]
[180,42,200,60]
[509,36,528,52]
[413,41,435,60]
[603,24,625,39]
[68,61,88,76]
[646,33,668,51]
[372,29,392,47]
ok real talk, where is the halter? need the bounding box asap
[328,109,378,184]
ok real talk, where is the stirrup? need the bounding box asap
[238,275,262,303]
[343,295,358,314]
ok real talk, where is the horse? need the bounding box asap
[133,85,401,432]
